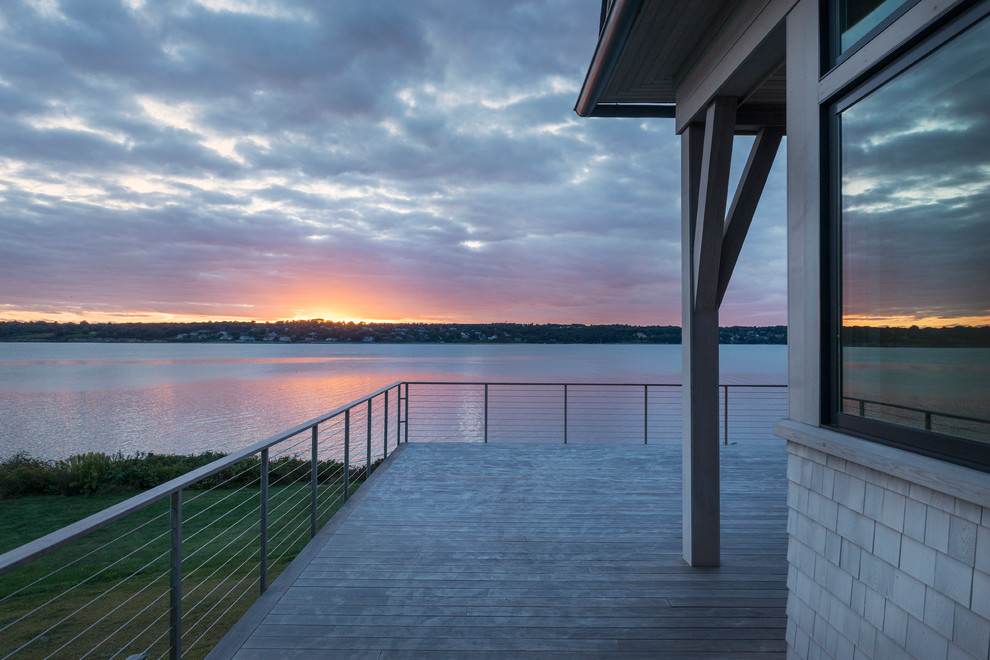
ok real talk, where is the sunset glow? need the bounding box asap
[0,304,461,326]
[0,2,788,326]
[843,315,990,329]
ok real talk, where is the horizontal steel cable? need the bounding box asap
[26,540,174,660]
[0,523,172,654]
[76,569,171,659]
[108,603,168,660]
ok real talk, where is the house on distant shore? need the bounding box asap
[576,1,990,657]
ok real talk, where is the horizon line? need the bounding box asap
[1,318,792,328]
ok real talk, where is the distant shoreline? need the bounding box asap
[0,320,788,345]
[0,338,786,345]
[3,320,987,347]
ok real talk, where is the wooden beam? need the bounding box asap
[693,97,737,313]
[587,104,677,118]
[736,104,787,131]
[674,1,791,133]
[717,126,784,307]
[685,124,703,245]
[681,121,721,568]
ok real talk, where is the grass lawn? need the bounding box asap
[0,470,363,660]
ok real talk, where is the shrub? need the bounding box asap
[0,450,374,499]
[58,453,114,495]
[0,452,57,499]
[0,451,236,498]
[108,451,229,491]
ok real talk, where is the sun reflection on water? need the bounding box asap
[0,343,782,459]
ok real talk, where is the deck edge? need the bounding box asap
[205,442,408,660]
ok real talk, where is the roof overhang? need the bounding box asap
[575,0,789,132]
[574,0,676,118]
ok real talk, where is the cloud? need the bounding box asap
[840,20,990,325]
[0,0,788,325]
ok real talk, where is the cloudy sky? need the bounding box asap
[0,0,787,326]
[841,16,990,328]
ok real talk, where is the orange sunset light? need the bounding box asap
[0,309,257,324]
[843,314,990,328]
[0,309,445,325]
[0,299,459,325]
[274,285,481,325]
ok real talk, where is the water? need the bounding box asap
[843,347,990,416]
[841,346,990,441]
[0,343,786,459]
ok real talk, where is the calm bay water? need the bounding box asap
[0,343,786,459]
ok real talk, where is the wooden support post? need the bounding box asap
[681,97,736,568]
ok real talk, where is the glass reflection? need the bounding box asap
[837,0,910,53]
[839,16,990,441]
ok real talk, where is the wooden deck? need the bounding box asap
[210,441,789,659]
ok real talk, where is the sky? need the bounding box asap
[0,0,787,326]
[841,15,990,329]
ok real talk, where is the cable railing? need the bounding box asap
[0,382,405,660]
[0,380,786,659]
[842,395,989,441]
[404,382,787,445]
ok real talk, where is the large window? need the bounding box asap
[834,0,913,55]
[828,8,990,468]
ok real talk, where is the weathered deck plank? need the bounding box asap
[211,441,788,659]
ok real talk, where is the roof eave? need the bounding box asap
[575,0,653,117]
[585,104,676,118]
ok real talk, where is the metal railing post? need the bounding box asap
[343,410,350,501]
[399,385,404,447]
[394,387,400,450]
[383,390,389,459]
[644,385,648,444]
[259,449,269,594]
[723,386,729,445]
[366,398,372,479]
[404,383,410,443]
[925,412,932,431]
[563,384,568,444]
[310,426,318,539]
[484,384,489,443]
[168,491,182,660]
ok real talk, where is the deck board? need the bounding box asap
[211,441,788,659]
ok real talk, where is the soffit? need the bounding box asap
[578,0,789,126]
[597,0,736,105]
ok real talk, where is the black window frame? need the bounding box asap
[823,0,921,70]
[822,1,990,472]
